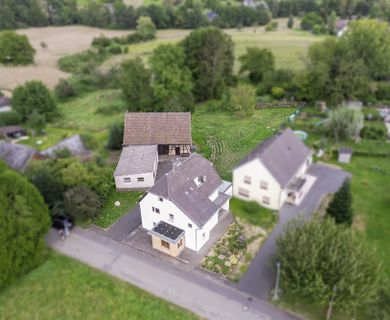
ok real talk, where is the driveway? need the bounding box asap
[91,204,142,242]
[237,163,351,300]
[47,227,301,320]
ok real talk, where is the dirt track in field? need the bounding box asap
[0,26,130,91]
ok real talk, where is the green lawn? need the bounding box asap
[94,191,143,228]
[230,197,276,230]
[20,127,80,150]
[0,253,197,320]
[192,107,293,179]
[337,156,390,276]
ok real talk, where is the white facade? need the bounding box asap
[140,186,231,252]
[233,156,312,210]
[115,168,157,190]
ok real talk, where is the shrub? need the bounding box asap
[0,111,22,126]
[91,35,112,48]
[312,24,326,35]
[0,31,35,65]
[109,45,122,54]
[0,166,51,289]
[265,21,278,31]
[228,85,257,118]
[271,86,285,99]
[300,12,324,31]
[64,186,102,222]
[107,122,124,150]
[55,79,76,99]
[376,82,390,101]
[326,179,353,226]
[80,133,99,150]
[361,126,386,140]
[58,50,107,74]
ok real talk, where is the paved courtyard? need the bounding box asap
[236,163,352,300]
[121,209,234,267]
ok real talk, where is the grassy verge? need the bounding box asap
[94,191,143,228]
[230,197,276,229]
[0,253,197,320]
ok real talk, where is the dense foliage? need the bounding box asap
[181,27,234,101]
[326,108,364,142]
[149,44,194,111]
[28,158,113,222]
[0,162,50,290]
[0,31,35,65]
[326,179,353,226]
[12,81,57,122]
[276,218,382,314]
[119,58,153,112]
[107,122,124,150]
[239,47,275,83]
[228,85,257,118]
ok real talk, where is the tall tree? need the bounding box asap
[340,19,390,80]
[0,163,51,289]
[12,81,57,121]
[327,179,353,226]
[228,85,257,118]
[136,16,156,39]
[239,47,275,83]
[149,44,194,111]
[276,218,382,315]
[0,31,35,65]
[326,108,364,142]
[181,27,234,101]
[119,58,153,111]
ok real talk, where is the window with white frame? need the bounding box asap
[158,197,163,202]
[244,175,251,184]
[188,223,192,228]
[262,196,270,205]
[123,177,131,183]
[137,177,145,182]
[169,214,174,221]
[260,180,268,190]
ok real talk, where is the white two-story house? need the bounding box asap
[233,128,316,210]
[140,154,232,257]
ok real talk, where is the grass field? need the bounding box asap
[0,253,197,320]
[337,156,390,276]
[103,22,324,72]
[193,107,293,179]
[94,191,143,228]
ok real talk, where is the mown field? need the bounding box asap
[103,22,324,72]
[0,253,197,320]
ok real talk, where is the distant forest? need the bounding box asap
[1,0,389,31]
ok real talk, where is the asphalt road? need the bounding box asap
[237,164,351,300]
[47,227,302,320]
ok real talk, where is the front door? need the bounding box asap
[175,146,180,155]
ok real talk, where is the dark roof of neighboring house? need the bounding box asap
[40,135,90,158]
[150,154,229,227]
[0,141,36,172]
[0,125,25,136]
[339,147,353,155]
[336,19,348,30]
[0,96,11,108]
[114,145,157,176]
[149,221,184,243]
[236,128,311,188]
[123,112,192,146]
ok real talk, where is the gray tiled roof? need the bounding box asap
[40,135,90,158]
[0,141,36,172]
[123,112,192,145]
[114,145,158,176]
[236,128,311,188]
[150,154,230,227]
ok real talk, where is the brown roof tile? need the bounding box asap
[123,112,192,145]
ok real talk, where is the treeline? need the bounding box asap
[0,0,271,30]
[268,0,390,19]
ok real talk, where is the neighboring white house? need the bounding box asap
[233,128,316,210]
[114,145,158,191]
[140,154,232,257]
